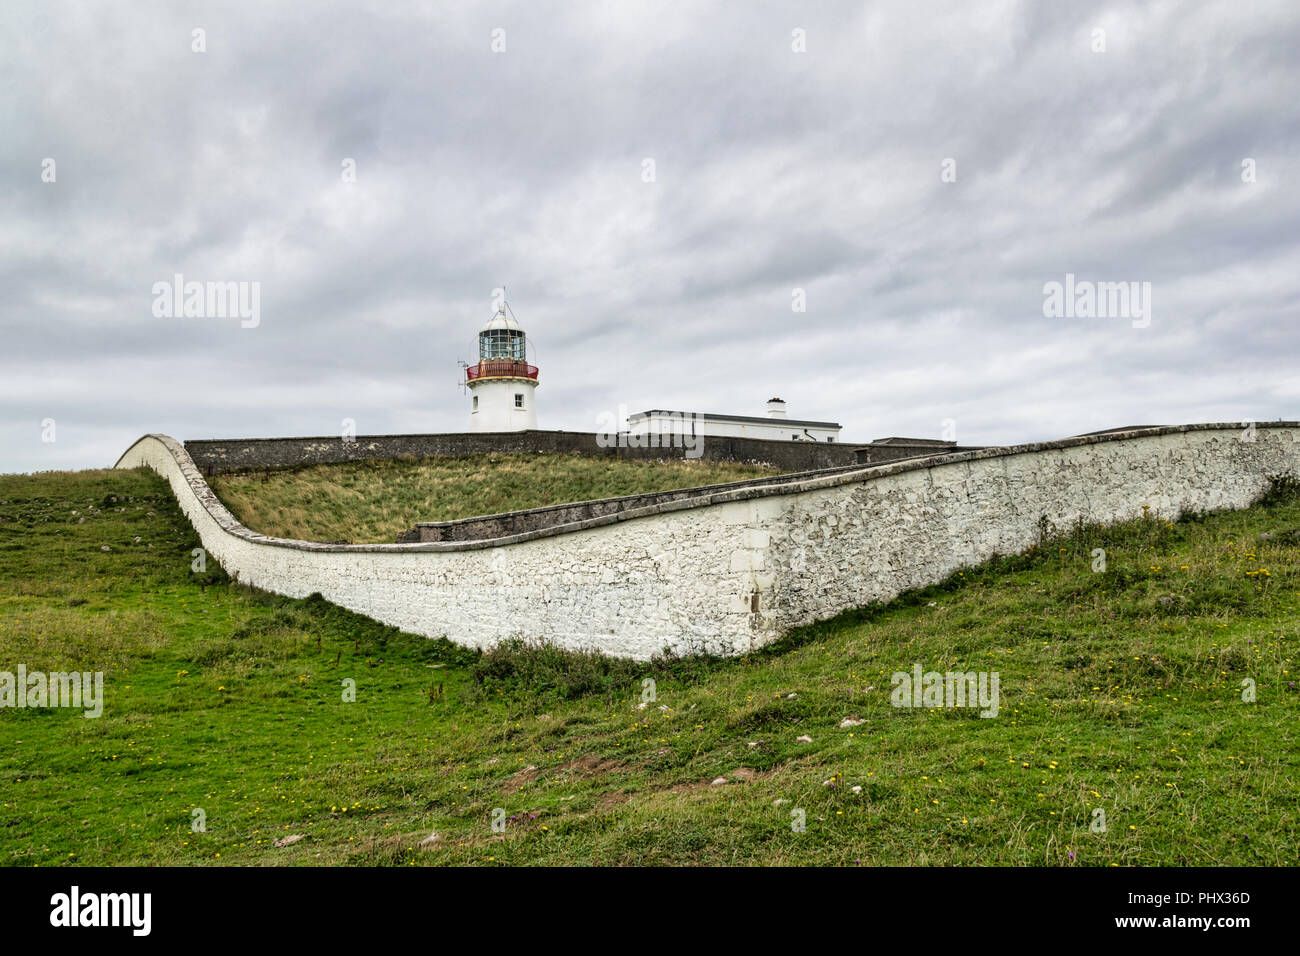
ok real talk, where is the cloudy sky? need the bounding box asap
[3,0,1298,472]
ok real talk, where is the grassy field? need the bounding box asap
[208,454,783,543]
[1,466,1297,866]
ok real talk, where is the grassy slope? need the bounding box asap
[0,467,1297,867]
[209,453,783,543]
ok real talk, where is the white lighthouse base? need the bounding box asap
[468,379,538,432]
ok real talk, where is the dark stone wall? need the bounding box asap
[855,442,984,465]
[184,429,864,475]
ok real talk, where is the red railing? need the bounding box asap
[466,360,539,382]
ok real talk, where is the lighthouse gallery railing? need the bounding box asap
[466,361,539,382]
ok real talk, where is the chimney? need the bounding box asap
[766,397,787,419]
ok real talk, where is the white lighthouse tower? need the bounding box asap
[465,301,539,432]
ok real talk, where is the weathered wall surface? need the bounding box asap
[183,429,864,475]
[117,424,1300,660]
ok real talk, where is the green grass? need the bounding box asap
[1,467,1297,866]
[208,453,783,543]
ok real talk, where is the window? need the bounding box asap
[792,434,799,441]
[480,329,526,361]
[472,396,479,411]
[827,436,834,443]
[515,393,524,408]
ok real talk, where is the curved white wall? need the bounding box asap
[116,424,1300,660]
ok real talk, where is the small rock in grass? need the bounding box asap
[839,717,865,728]
[786,693,797,700]
[100,545,111,551]
[710,777,728,786]
[418,833,441,847]
[796,735,813,744]
[273,834,306,848]
[851,786,862,794]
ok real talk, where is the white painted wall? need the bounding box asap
[116,424,1300,660]
[629,411,840,443]
[468,378,538,432]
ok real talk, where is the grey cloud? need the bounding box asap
[1,0,1297,472]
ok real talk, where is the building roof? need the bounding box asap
[868,437,956,446]
[629,409,842,429]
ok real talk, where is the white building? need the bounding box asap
[629,399,842,443]
[465,305,539,432]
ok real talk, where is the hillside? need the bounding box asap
[208,453,783,543]
[0,467,1297,866]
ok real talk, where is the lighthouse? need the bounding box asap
[465,302,539,432]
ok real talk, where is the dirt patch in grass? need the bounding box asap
[563,753,627,776]
[502,753,628,792]
[666,765,770,794]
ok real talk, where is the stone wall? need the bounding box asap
[404,461,873,542]
[855,440,984,464]
[184,429,864,475]
[117,423,1300,660]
